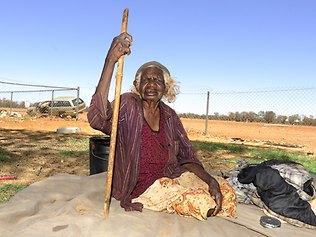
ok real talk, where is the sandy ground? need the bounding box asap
[0,112,315,186]
[1,112,314,152]
[181,118,316,153]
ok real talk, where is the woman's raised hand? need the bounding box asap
[106,32,133,62]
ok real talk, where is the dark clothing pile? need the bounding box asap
[237,160,316,226]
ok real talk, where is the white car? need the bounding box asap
[27,96,86,118]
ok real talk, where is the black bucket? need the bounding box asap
[89,136,110,175]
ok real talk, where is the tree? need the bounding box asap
[258,111,265,122]
[213,112,220,120]
[264,111,276,123]
[235,112,242,122]
[228,112,236,121]
[240,112,248,122]
[288,114,301,124]
[248,111,259,122]
[301,116,315,126]
[275,115,288,124]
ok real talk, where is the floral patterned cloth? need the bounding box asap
[132,172,237,221]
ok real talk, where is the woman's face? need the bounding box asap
[139,67,166,103]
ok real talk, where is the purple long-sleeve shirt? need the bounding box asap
[87,92,202,211]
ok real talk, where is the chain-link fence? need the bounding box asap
[1,79,315,129]
[0,81,82,119]
[171,87,316,133]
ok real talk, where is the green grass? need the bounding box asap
[248,149,316,173]
[0,149,10,162]
[192,140,316,173]
[0,184,27,203]
[59,150,88,158]
[192,141,247,153]
[64,137,89,150]
[58,137,89,158]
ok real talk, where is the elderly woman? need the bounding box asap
[88,33,236,220]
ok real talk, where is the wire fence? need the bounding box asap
[171,87,316,132]
[1,79,315,130]
[0,80,81,119]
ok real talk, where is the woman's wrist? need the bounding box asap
[105,56,117,66]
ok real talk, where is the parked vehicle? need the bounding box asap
[27,97,86,118]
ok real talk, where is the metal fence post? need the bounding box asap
[10,92,13,115]
[204,91,210,135]
[76,87,80,120]
[51,90,54,116]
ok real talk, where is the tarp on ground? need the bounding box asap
[0,173,315,237]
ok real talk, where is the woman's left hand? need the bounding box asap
[182,163,223,216]
[208,178,223,216]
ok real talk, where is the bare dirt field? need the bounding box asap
[1,112,315,152]
[181,118,316,153]
[1,112,315,188]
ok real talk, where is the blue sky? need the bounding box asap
[0,0,315,115]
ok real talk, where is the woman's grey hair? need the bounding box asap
[131,61,179,103]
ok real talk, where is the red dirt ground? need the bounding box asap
[1,112,315,187]
[1,113,315,153]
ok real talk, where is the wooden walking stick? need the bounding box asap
[104,8,129,219]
